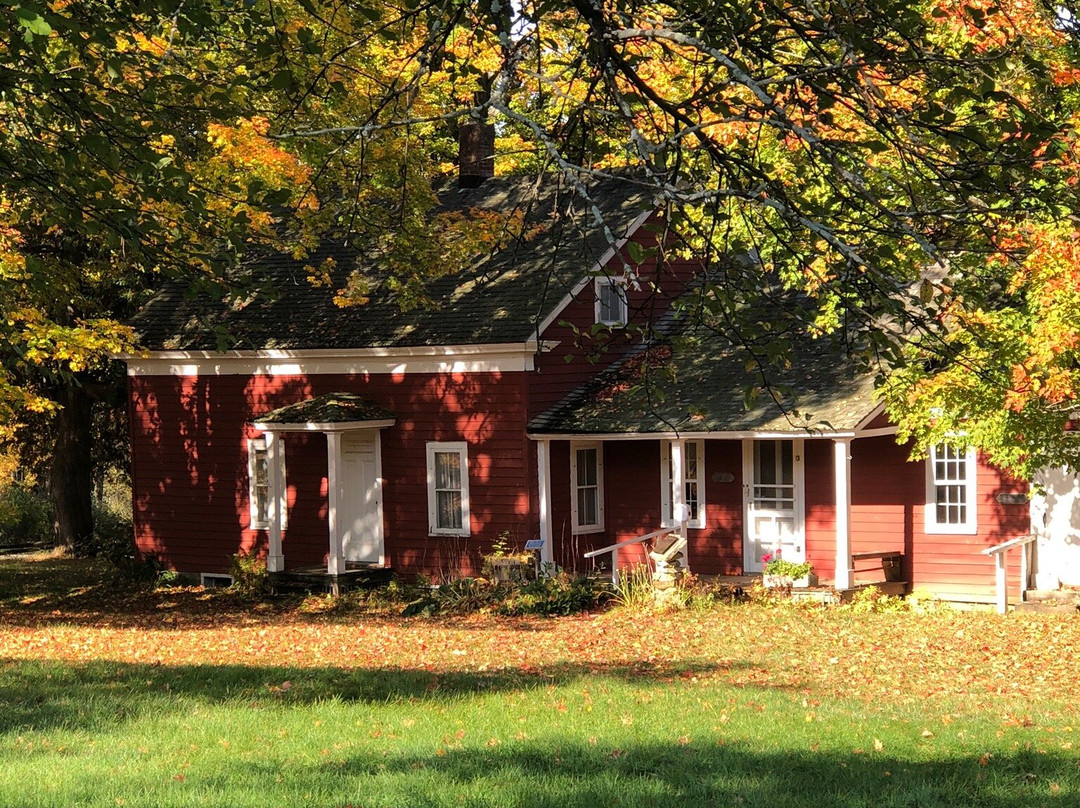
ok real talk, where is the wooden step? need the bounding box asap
[269,566,394,595]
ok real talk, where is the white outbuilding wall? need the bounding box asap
[1030,467,1080,589]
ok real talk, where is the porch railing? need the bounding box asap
[981,533,1037,614]
[583,526,680,585]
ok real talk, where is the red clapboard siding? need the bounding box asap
[545,438,744,577]
[129,370,535,577]
[802,440,838,582]
[848,436,1029,601]
[531,218,700,418]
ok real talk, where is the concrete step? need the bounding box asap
[1024,588,1080,605]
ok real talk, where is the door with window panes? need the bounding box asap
[743,439,805,573]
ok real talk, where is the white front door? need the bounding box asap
[743,439,805,573]
[340,431,384,564]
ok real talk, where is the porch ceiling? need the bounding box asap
[253,392,395,430]
[528,315,877,436]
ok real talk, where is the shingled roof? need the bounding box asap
[133,172,652,351]
[528,311,878,435]
[254,393,395,427]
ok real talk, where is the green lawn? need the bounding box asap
[1,555,1078,807]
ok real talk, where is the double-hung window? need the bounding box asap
[595,277,628,326]
[571,442,604,534]
[925,443,977,534]
[661,440,706,529]
[427,442,471,536]
[247,436,286,530]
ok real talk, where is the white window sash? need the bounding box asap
[594,277,628,326]
[571,441,605,534]
[247,436,286,531]
[426,441,471,536]
[661,440,706,529]
[924,444,977,535]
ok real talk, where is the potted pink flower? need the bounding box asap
[761,550,816,588]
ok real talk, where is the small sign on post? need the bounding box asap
[525,538,545,578]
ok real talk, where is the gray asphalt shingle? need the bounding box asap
[133,173,651,350]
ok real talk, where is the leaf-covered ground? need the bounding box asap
[1,555,1078,807]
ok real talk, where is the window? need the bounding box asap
[925,443,977,534]
[595,277,628,326]
[248,437,270,529]
[247,436,286,531]
[427,442,470,536]
[571,442,604,533]
[661,440,706,529]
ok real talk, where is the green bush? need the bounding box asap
[495,574,611,616]
[0,484,51,547]
[397,573,610,617]
[229,552,269,598]
[844,585,911,613]
[91,498,136,567]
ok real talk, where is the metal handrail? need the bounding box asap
[583,526,680,584]
[981,533,1037,614]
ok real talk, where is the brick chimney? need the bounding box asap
[458,121,495,188]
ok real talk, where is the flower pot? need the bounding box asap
[763,573,793,589]
[763,572,818,589]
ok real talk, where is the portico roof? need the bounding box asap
[253,393,396,432]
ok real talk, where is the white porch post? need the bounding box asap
[833,438,853,590]
[326,431,345,576]
[537,440,554,567]
[266,431,285,573]
[670,439,690,571]
[995,552,1009,614]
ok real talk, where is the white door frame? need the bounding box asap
[336,429,386,567]
[742,438,806,573]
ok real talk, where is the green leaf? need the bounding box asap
[15,7,51,36]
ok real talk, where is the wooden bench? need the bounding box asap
[845,551,907,597]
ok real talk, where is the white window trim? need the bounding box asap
[571,441,605,534]
[661,439,706,529]
[924,444,977,535]
[247,436,286,531]
[594,276,628,326]
[426,441,471,537]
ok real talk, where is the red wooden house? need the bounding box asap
[124,167,1032,606]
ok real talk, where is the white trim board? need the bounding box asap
[853,402,888,433]
[253,419,397,433]
[123,342,538,377]
[528,430,857,441]
[534,209,654,339]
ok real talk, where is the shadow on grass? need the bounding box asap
[0,657,755,735]
[310,741,1076,808]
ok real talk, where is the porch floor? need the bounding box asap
[269,564,394,595]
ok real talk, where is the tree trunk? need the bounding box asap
[50,379,95,555]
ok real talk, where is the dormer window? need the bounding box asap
[595,277,628,326]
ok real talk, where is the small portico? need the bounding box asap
[252,393,396,587]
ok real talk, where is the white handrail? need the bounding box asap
[582,526,677,558]
[980,533,1037,614]
[583,526,680,585]
[981,533,1037,556]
